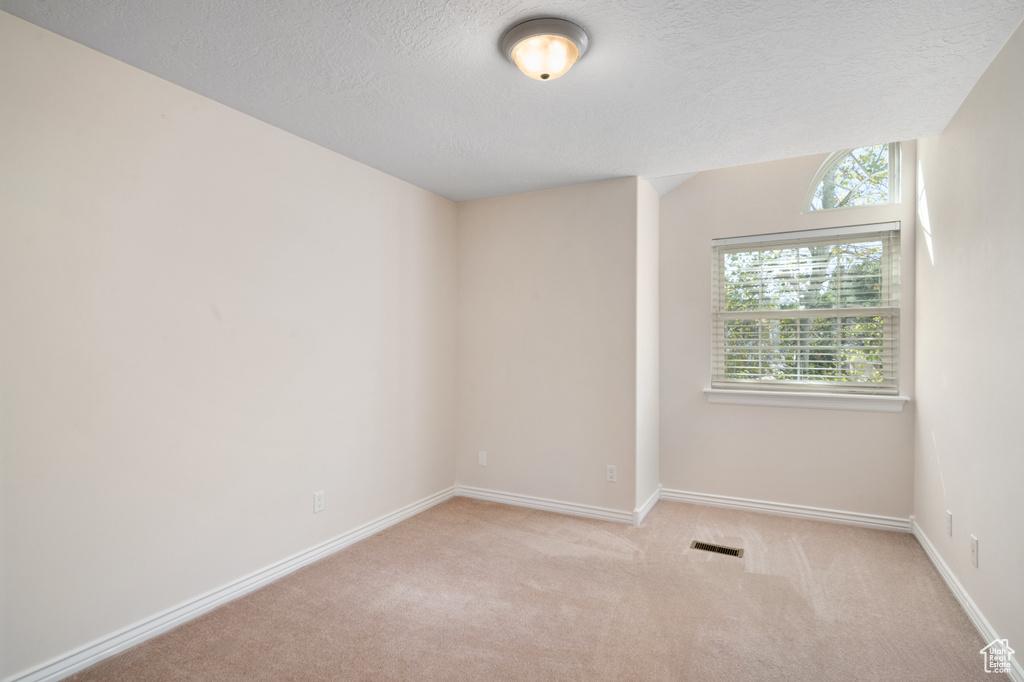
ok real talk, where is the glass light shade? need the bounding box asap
[510,34,580,81]
[501,18,588,82]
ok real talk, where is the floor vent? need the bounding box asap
[690,541,744,558]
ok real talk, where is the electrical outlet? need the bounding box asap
[946,510,953,536]
[478,451,487,466]
[970,535,978,567]
[606,465,617,483]
[314,491,324,514]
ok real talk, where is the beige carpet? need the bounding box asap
[69,498,992,681]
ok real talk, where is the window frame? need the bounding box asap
[710,221,902,404]
[802,142,901,214]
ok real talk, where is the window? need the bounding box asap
[711,222,900,396]
[804,143,900,212]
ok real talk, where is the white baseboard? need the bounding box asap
[911,519,1023,682]
[455,485,634,524]
[659,488,912,533]
[633,486,661,526]
[5,486,457,682]
[29,485,1002,682]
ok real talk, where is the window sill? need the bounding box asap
[704,388,910,413]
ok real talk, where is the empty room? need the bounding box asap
[1,2,1022,681]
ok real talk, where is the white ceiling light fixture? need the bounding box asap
[501,18,589,82]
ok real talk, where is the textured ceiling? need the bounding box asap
[3,1,1023,201]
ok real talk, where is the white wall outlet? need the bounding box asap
[970,535,979,566]
[314,491,324,514]
[478,451,487,466]
[946,510,953,536]
[606,465,617,483]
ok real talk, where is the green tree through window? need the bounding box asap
[805,143,900,212]
[712,224,900,394]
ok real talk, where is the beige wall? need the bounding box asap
[915,21,1024,652]
[7,3,1021,677]
[660,145,917,517]
[0,13,457,677]
[456,178,640,512]
[635,180,660,508]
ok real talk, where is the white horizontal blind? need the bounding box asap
[711,222,900,394]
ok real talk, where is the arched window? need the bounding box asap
[803,143,900,212]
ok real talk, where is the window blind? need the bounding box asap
[711,222,900,395]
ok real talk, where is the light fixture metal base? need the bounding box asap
[501,18,589,62]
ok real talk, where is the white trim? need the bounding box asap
[4,487,457,682]
[704,388,910,413]
[712,220,900,247]
[660,488,911,533]
[633,486,661,526]
[911,519,1023,682]
[455,485,633,524]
